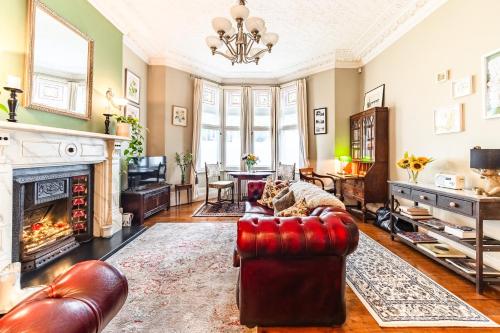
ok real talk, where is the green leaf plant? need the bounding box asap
[114,115,146,164]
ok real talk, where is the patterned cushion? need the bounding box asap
[257,179,289,208]
[277,198,309,217]
[208,180,234,189]
[273,189,295,214]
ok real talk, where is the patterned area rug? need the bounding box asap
[346,232,498,327]
[104,223,497,332]
[192,202,245,217]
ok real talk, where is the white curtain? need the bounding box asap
[297,78,310,167]
[271,86,280,170]
[191,78,203,197]
[241,86,252,170]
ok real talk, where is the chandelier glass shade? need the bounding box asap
[206,0,279,65]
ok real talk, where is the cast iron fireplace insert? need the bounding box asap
[12,164,94,272]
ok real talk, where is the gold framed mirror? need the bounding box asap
[25,0,94,120]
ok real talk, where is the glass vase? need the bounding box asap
[408,170,419,184]
[246,162,254,173]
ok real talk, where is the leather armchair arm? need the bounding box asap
[0,261,128,333]
[247,180,267,202]
[237,212,359,259]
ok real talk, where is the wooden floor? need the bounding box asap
[146,202,500,333]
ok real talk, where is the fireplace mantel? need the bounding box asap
[0,121,130,270]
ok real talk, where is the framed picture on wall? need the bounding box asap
[434,104,463,135]
[483,48,500,119]
[314,107,327,135]
[363,84,385,110]
[172,106,188,126]
[452,76,473,98]
[125,69,141,104]
[125,103,140,119]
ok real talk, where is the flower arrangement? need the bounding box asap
[242,153,259,172]
[175,152,193,184]
[397,152,434,183]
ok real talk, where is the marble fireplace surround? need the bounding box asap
[0,122,130,270]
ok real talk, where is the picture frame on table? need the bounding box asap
[363,84,385,110]
[172,105,188,127]
[434,104,463,135]
[482,48,500,119]
[125,103,140,119]
[125,69,141,104]
[314,107,327,135]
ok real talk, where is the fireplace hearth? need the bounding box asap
[12,165,93,272]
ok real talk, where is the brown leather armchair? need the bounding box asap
[0,260,128,333]
[299,167,336,194]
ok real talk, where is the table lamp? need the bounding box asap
[338,156,352,175]
[470,147,500,197]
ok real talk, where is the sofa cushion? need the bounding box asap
[245,201,274,216]
[273,189,295,214]
[277,198,309,217]
[290,181,345,210]
[257,179,289,208]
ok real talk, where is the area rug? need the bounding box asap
[346,232,498,327]
[104,223,497,332]
[192,202,245,217]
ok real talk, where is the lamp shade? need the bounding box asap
[261,32,279,46]
[206,36,222,49]
[230,4,250,20]
[470,148,500,169]
[212,17,232,34]
[224,27,236,38]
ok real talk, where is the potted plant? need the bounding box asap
[175,152,193,184]
[397,152,434,183]
[114,115,145,164]
[242,153,259,172]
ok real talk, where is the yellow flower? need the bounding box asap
[410,160,424,172]
[417,157,430,165]
[397,158,410,169]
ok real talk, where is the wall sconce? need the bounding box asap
[103,88,128,134]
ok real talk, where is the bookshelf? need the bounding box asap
[389,181,500,293]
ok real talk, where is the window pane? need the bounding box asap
[199,127,220,167]
[253,89,271,127]
[280,87,297,127]
[253,130,272,168]
[225,90,241,127]
[279,128,300,167]
[201,84,220,126]
[225,130,241,168]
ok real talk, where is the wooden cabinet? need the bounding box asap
[344,107,389,220]
[121,183,170,225]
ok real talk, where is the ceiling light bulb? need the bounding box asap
[212,17,232,34]
[261,32,279,46]
[206,36,222,49]
[230,4,250,20]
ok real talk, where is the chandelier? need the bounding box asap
[205,0,279,65]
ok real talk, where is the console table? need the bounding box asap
[389,181,500,293]
[121,183,171,225]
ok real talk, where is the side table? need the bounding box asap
[175,183,193,206]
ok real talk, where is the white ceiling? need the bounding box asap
[88,0,446,83]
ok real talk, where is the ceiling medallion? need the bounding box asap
[206,0,279,65]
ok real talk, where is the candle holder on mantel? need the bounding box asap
[103,113,113,134]
[3,86,24,123]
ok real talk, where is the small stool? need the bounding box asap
[175,184,193,206]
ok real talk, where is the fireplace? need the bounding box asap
[12,165,94,272]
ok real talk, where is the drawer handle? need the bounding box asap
[449,202,458,208]
[398,189,404,193]
[419,195,427,200]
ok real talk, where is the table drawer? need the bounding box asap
[437,195,473,216]
[391,185,412,200]
[411,190,437,206]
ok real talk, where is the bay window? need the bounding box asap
[252,89,273,169]
[278,84,300,167]
[198,82,221,169]
[224,89,242,169]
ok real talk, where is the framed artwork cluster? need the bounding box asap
[314,108,327,135]
[124,69,141,119]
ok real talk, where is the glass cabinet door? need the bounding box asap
[351,117,362,160]
[362,114,375,161]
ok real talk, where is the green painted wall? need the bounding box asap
[0,0,123,132]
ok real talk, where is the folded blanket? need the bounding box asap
[290,181,345,210]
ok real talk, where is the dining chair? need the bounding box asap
[205,163,234,205]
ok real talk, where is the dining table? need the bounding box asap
[227,171,275,203]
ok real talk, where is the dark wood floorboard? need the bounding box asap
[146,202,500,333]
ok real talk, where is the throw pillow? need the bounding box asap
[273,189,295,214]
[257,179,289,208]
[277,198,309,217]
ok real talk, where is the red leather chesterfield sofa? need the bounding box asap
[235,181,359,327]
[0,260,128,333]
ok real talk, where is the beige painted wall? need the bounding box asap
[147,65,193,192]
[335,68,360,157]
[361,0,500,268]
[123,45,148,149]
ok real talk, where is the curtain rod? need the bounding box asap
[189,74,309,87]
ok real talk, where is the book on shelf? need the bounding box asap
[445,258,500,276]
[400,206,430,215]
[397,232,437,244]
[400,212,434,220]
[416,243,467,258]
[418,218,453,230]
[462,238,500,248]
[444,225,476,239]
